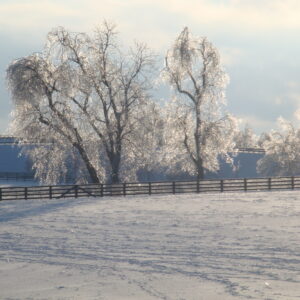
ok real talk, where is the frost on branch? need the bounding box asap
[7,22,156,184]
[257,117,300,176]
[162,27,237,180]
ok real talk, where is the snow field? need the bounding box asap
[0,191,300,299]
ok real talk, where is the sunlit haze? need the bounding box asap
[1,0,300,133]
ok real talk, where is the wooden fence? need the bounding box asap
[0,176,300,201]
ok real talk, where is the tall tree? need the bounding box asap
[7,22,156,184]
[162,27,237,180]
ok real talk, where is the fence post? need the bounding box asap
[268,178,271,190]
[172,181,176,194]
[100,184,103,197]
[123,183,126,196]
[291,176,295,190]
[244,178,247,192]
[75,185,78,198]
[0,188,2,201]
[148,182,152,195]
[197,180,200,193]
[220,180,224,192]
[24,187,28,200]
[49,186,52,199]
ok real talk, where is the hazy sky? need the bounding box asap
[1,0,300,134]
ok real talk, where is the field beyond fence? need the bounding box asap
[0,176,299,201]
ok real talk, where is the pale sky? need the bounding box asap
[1,0,300,133]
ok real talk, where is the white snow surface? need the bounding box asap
[0,191,299,300]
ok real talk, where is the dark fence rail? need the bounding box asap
[0,176,299,201]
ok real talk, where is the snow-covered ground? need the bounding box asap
[0,191,299,300]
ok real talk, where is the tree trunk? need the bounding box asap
[196,159,204,181]
[106,148,121,184]
[110,171,120,184]
[74,143,100,184]
[110,154,121,184]
[195,108,204,180]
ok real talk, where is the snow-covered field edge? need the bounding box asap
[0,191,300,299]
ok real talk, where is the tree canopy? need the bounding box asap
[162,27,237,180]
[7,22,157,184]
[7,24,241,184]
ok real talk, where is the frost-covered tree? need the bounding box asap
[7,22,156,184]
[257,131,271,148]
[129,101,165,180]
[234,124,258,149]
[257,118,300,176]
[162,27,237,180]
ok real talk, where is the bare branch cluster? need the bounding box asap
[162,27,237,180]
[7,22,157,184]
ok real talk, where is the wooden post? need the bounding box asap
[172,181,176,194]
[0,188,2,201]
[291,176,295,190]
[49,186,52,199]
[220,180,224,192]
[24,187,28,200]
[244,178,247,192]
[197,180,200,193]
[123,183,126,196]
[100,184,103,197]
[75,185,78,198]
[268,178,271,190]
[148,182,152,195]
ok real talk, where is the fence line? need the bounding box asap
[0,176,299,201]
